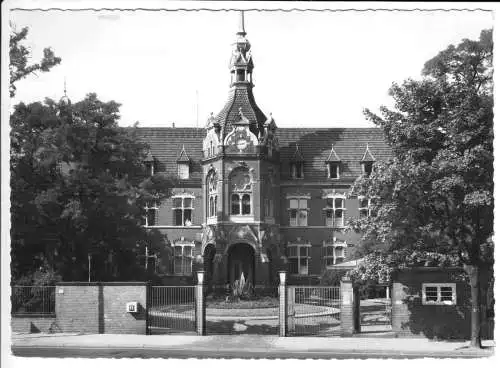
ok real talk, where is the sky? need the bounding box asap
[8,8,493,128]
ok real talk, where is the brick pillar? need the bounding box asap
[278,271,288,337]
[340,277,354,336]
[195,271,206,336]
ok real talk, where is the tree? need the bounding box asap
[349,29,493,348]
[10,93,175,282]
[10,25,61,97]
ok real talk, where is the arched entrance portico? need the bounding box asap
[227,243,255,285]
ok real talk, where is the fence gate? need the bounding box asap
[287,286,341,336]
[148,286,196,335]
[358,285,392,333]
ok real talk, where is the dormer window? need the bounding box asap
[325,144,341,180]
[145,162,154,176]
[328,163,339,179]
[144,151,154,177]
[290,162,304,179]
[178,163,189,179]
[360,144,376,177]
[362,162,373,176]
[176,145,190,180]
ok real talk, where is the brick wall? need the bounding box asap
[102,284,147,334]
[11,316,57,333]
[55,282,148,334]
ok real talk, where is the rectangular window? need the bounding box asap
[178,163,189,179]
[328,163,339,179]
[289,198,308,226]
[173,244,193,275]
[325,197,345,228]
[422,283,457,305]
[144,202,159,227]
[288,245,309,275]
[363,162,373,176]
[172,196,194,226]
[323,242,347,267]
[290,162,304,179]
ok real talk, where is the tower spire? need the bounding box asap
[237,10,246,36]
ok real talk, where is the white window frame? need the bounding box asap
[324,195,346,228]
[172,194,195,226]
[422,283,457,306]
[327,162,340,179]
[288,197,309,227]
[144,201,159,227]
[177,163,190,179]
[323,241,347,266]
[358,196,372,218]
[287,243,311,275]
[173,241,194,275]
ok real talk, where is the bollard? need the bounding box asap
[195,271,206,336]
[278,271,288,337]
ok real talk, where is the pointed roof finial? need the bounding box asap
[237,10,246,36]
[64,77,67,96]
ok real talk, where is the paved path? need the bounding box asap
[10,333,495,359]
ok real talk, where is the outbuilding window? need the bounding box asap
[422,283,456,305]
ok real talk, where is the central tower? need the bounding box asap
[201,11,282,288]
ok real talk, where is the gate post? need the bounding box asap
[278,271,288,337]
[288,286,295,334]
[340,277,355,336]
[195,271,206,336]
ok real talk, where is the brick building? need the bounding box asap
[139,13,392,286]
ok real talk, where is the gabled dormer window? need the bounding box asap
[360,144,376,177]
[290,162,304,179]
[290,144,305,179]
[328,162,339,179]
[362,162,373,176]
[326,144,341,180]
[144,150,155,177]
[176,145,190,180]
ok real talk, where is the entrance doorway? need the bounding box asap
[203,244,216,291]
[227,243,255,285]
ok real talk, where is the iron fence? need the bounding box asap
[11,285,56,315]
[148,286,196,334]
[287,286,341,336]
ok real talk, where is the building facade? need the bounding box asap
[138,13,392,286]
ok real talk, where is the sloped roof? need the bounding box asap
[176,145,191,163]
[214,85,267,138]
[361,144,376,162]
[136,127,392,186]
[136,127,205,187]
[278,128,392,182]
[290,144,304,162]
[325,144,341,162]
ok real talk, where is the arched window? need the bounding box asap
[229,167,252,216]
[207,170,218,221]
